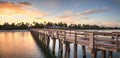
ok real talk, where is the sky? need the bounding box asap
[0,0,120,27]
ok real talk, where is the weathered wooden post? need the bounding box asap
[57,31,59,39]
[63,31,68,58]
[52,29,54,38]
[46,36,50,47]
[116,35,119,48]
[89,33,94,48]
[44,30,47,46]
[57,31,61,51]
[89,33,97,58]
[101,50,106,58]
[74,32,77,58]
[41,34,44,43]
[38,32,40,40]
[82,46,86,58]
[39,30,42,41]
[59,39,61,50]
[64,42,69,58]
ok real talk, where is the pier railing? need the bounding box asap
[35,29,120,51]
[30,29,120,58]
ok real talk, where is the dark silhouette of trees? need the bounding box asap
[0,21,119,30]
[16,22,29,29]
[45,22,54,28]
[32,21,45,28]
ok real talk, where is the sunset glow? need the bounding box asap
[0,0,120,27]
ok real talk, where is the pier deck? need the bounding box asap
[30,29,120,58]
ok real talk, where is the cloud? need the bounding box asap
[39,0,60,8]
[18,2,31,6]
[56,7,108,20]
[55,10,73,18]
[76,7,108,16]
[0,1,48,16]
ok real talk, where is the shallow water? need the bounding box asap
[0,30,120,58]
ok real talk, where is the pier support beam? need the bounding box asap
[74,32,78,58]
[67,43,70,58]
[74,43,77,58]
[59,39,61,50]
[58,39,63,58]
[101,50,106,58]
[59,39,63,54]
[63,42,69,58]
[82,46,86,58]
[52,38,56,55]
[46,36,50,47]
[108,51,112,58]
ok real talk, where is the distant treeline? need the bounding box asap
[0,22,120,30]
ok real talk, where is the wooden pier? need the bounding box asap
[30,29,120,58]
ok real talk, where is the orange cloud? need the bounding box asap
[0,1,47,16]
[0,1,48,24]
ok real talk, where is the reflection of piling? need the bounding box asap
[59,39,63,54]
[63,42,69,58]
[74,43,77,58]
[101,50,106,58]
[91,49,97,58]
[108,51,113,58]
[67,43,70,58]
[52,38,56,55]
[82,46,86,58]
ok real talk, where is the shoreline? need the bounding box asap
[0,30,29,32]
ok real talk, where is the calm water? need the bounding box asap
[0,31,47,58]
[0,30,120,58]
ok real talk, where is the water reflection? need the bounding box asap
[0,31,46,58]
